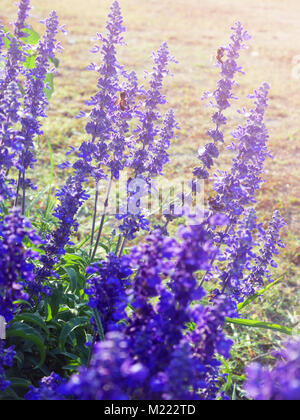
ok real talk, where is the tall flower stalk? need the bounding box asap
[194,22,251,180]
[17,10,62,214]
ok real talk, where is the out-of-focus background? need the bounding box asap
[1,0,299,370]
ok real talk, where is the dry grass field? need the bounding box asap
[1,0,299,379]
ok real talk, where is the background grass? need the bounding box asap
[1,0,300,398]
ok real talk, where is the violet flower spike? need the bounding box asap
[194,22,251,180]
[14,0,32,39]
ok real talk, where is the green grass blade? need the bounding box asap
[225,317,298,336]
[237,278,282,312]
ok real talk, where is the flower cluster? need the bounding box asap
[36,175,89,280]
[210,82,271,220]
[59,332,148,400]
[245,340,300,400]
[214,208,260,300]
[18,10,62,193]
[29,223,235,400]
[0,1,290,403]
[54,1,178,260]
[0,208,42,321]
[0,342,15,392]
[200,82,285,303]
[130,42,177,179]
[66,0,138,183]
[194,22,251,180]
[249,210,285,287]
[25,372,65,400]
[85,254,132,333]
[13,0,31,39]
[0,1,63,210]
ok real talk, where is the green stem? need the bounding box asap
[91,176,113,261]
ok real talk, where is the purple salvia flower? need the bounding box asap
[36,175,89,280]
[14,0,31,39]
[0,342,15,392]
[18,11,62,201]
[78,0,131,181]
[30,223,236,400]
[186,296,235,400]
[0,170,15,202]
[25,372,65,400]
[23,11,60,123]
[85,254,132,334]
[59,332,148,400]
[0,24,4,49]
[147,109,179,177]
[245,339,300,400]
[249,210,285,287]
[0,81,23,173]
[0,37,24,93]
[0,208,42,321]
[73,1,143,182]
[130,42,176,178]
[194,22,251,179]
[215,208,260,301]
[210,82,271,220]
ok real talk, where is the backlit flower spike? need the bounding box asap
[0,81,22,171]
[14,0,32,39]
[0,37,24,93]
[210,82,271,223]
[0,208,42,322]
[147,109,179,177]
[245,339,300,400]
[194,22,251,180]
[57,332,148,400]
[25,372,65,400]
[0,171,15,202]
[17,10,61,197]
[216,208,260,301]
[130,42,176,177]
[0,342,16,392]
[85,0,126,143]
[35,175,90,281]
[249,210,285,287]
[23,11,60,121]
[85,253,132,334]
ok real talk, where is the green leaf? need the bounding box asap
[44,72,54,100]
[45,302,53,322]
[2,27,12,49]
[64,266,78,293]
[48,285,64,317]
[225,317,297,336]
[13,313,49,338]
[217,355,232,393]
[12,299,33,309]
[237,278,281,312]
[20,26,40,45]
[59,317,90,351]
[7,322,46,368]
[23,53,36,70]
[8,377,32,389]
